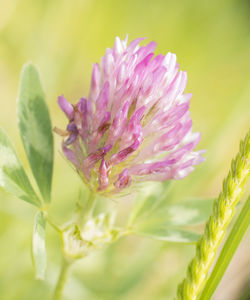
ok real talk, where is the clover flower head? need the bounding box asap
[57,36,205,195]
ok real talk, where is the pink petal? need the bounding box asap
[62,143,79,167]
[89,111,111,152]
[75,98,89,141]
[114,169,131,189]
[126,37,145,53]
[94,81,110,124]
[89,63,101,102]
[82,144,112,179]
[143,102,190,136]
[102,51,115,77]
[119,106,145,150]
[134,53,154,74]
[107,101,129,145]
[109,139,141,166]
[58,95,74,120]
[99,159,109,190]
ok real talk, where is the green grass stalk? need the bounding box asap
[175,129,250,300]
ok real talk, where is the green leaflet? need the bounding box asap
[134,226,200,243]
[143,198,214,227]
[0,128,40,206]
[128,194,161,226]
[32,211,47,280]
[128,181,173,226]
[17,63,53,203]
[130,198,213,243]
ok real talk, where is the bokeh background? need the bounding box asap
[0,0,250,299]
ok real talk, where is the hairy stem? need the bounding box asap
[53,259,72,300]
[175,129,250,300]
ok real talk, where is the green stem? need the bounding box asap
[175,129,250,300]
[199,195,250,300]
[46,214,62,233]
[53,259,72,300]
[42,209,62,233]
[78,191,96,228]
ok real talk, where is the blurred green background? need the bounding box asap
[0,0,250,299]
